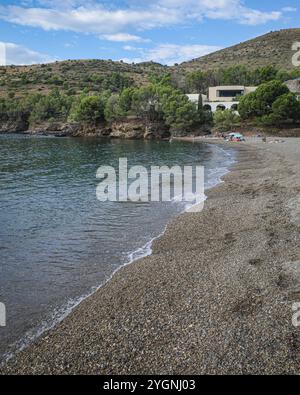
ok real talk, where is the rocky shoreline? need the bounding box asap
[0,118,172,140]
[2,119,300,140]
[1,139,300,374]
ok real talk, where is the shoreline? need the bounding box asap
[0,141,236,365]
[0,118,171,140]
[1,225,169,366]
[1,139,300,374]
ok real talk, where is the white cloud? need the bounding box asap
[0,1,293,66]
[0,0,288,40]
[100,33,150,43]
[123,45,140,51]
[237,10,282,25]
[0,42,56,65]
[0,4,179,35]
[157,0,284,25]
[122,43,222,65]
[281,6,297,12]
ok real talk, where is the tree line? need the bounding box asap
[212,80,300,131]
[238,80,300,125]
[0,79,210,133]
[1,65,299,133]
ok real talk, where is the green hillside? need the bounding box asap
[0,28,300,100]
[0,59,166,98]
[176,29,300,72]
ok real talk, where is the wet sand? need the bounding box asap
[1,138,300,374]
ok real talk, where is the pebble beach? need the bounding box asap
[1,138,300,375]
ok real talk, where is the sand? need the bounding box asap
[1,138,300,375]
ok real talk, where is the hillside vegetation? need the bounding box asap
[0,29,300,100]
[0,59,166,98]
[177,29,300,72]
[1,29,300,137]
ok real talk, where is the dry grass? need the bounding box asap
[176,29,300,72]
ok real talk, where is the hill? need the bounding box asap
[0,59,166,98]
[0,29,300,99]
[176,29,300,72]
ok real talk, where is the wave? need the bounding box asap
[1,144,236,364]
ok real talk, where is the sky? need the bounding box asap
[0,0,299,66]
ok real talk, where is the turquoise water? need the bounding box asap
[0,135,235,360]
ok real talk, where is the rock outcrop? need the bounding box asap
[0,119,29,134]
[0,117,171,140]
[110,119,170,140]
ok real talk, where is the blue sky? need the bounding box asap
[0,0,299,65]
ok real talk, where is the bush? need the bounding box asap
[238,80,289,119]
[160,90,199,131]
[272,93,300,122]
[50,75,64,86]
[213,109,241,131]
[70,95,105,124]
[104,94,123,122]
[254,80,289,116]
[119,88,135,114]
[103,72,134,92]
[29,89,73,124]
[132,85,163,122]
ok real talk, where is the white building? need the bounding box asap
[187,85,258,113]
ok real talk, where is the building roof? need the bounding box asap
[211,86,245,90]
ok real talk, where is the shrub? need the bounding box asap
[213,109,241,131]
[272,93,300,122]
[70,95,105,124]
